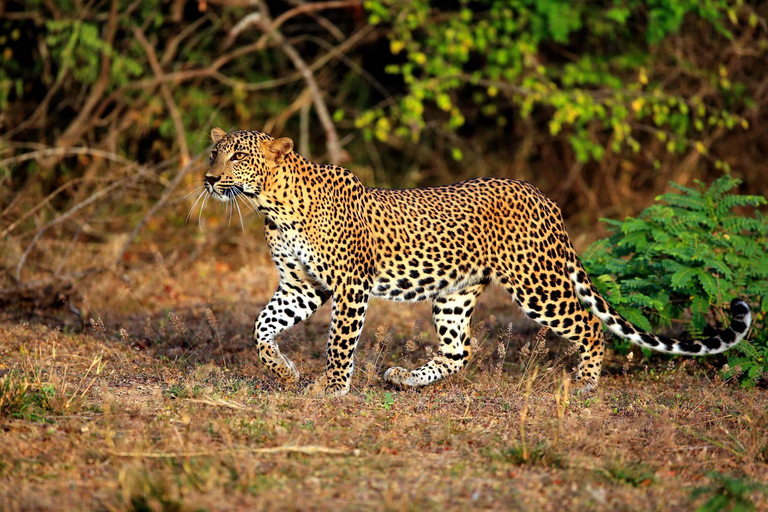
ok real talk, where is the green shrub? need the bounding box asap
[583,176,768,386]
[690,472,766,512]
[0,371,30,419]
[362,0,752,165]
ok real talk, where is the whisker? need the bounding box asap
[234,188,254,213]
[234,187,260,217]
[198,194,209,232]
[183,186,206,200]
[186,190,206,224]
[234,193,245,232]
[228,197,233,227]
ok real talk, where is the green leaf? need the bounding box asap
[697,271,719,299]
[616,306,653,332]
[670,266,697,289]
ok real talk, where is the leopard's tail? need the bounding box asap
[566,254,751,355]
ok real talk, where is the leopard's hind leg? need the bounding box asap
[503,273,605,391]
[384,282,486,388]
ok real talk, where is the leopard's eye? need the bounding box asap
[231,152,247,161]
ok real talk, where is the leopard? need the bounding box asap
[202,127,752,397]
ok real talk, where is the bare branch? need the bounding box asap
[22,168,149,238]
[160,15,211,67]
[210,27,374,91]
[133,27,191,168]
[1,176,86,238]
[16,226,49,282]
[287,0,345,42]
[300,101,311,158]
[115,158,206,267]
[0,146,137,169]
[53,0,119,151]
[224,12,264,49]
[11,171,145,284]
[226,0,360,49]
[1,69,68,140]
[264,88,312,135]
[262,0,361,46]
[93,26,374,119]
[275,38,350,164]
[253,3,350,164]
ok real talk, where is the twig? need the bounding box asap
[110,445,355,458]
[132,27,191,168]
[54,0,119,152]
[0,146,137,169]
[222,0,360,51]
[223,12,264,49]
[254,3,349,164]
[212,27,374,92]
[252,0,361,50]
[300,101,311,158]
[287,0,345,41]
[187,397,248,410]
[1,70,68,140]
[16,226,49,282]
[160,15,210,67]
[0,147,141,239]
[114,157,206,266]
[264,87,312,135]
[1,177,84,238]
[11,166,150,283]
[302,33,393,104]
[23,173,141,236]
[93,25,373,118]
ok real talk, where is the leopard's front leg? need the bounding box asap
[255,281,331,383]
[255,219,331,384]
[306,281,371,397]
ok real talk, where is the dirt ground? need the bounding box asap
[1,253,766,511]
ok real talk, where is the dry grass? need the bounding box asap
[1,256,767,512]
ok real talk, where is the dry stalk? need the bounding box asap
[518,326,548,390]
[188,397,248,410]
[363,324,393,385]
[110,445,355,458]
[553,370,570,449]
[518,365,539,463]
[65,353,106,410]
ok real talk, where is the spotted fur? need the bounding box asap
[203,128,752,396]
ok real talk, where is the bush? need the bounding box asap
[583,176,768,386]
[362,0,752,165]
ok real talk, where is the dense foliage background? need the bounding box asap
[2,1,767,207]
[1,0,767,382]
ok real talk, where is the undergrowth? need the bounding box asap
[583,176,768,386]
[691,472,766,512]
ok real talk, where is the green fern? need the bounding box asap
[583,176,768,387]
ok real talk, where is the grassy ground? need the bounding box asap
[1,257,767,511]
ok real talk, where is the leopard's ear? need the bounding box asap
[211,127,227,144]
[262,137,294,165]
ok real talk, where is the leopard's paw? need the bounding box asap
[304,375,349,398]
[383,366,414,388]
[266,354,299,385]
[259,350,300,384]
[279,355,300,384]
[573,372,598,395]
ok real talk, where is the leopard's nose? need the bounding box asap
[205,175,221,186]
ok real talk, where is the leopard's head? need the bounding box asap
[204,127,294,202]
